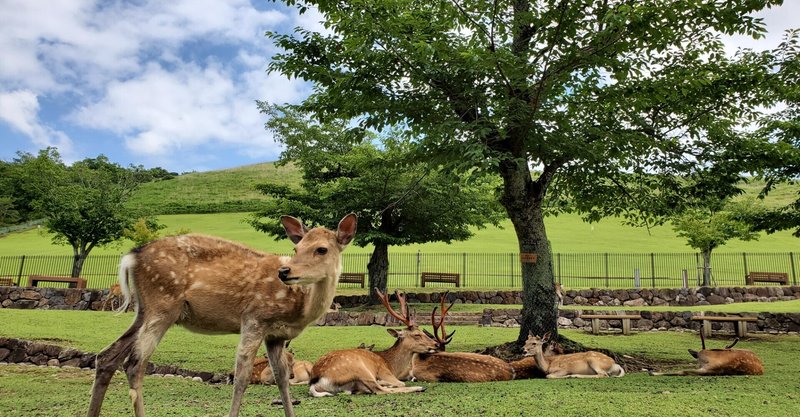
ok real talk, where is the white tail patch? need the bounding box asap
[115,254,137,315]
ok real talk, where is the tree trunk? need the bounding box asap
[497,159,559,345]
[701,249,713,287]
[367,242,389,305]
[71,252,87,278]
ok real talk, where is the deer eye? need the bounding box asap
[315,247,328,255]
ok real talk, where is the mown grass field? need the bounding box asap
[0,309,798,417]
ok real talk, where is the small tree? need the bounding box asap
[672,199,764,286]
[251,105,504,303]
[123,217,167,248]
[31,153,144,277]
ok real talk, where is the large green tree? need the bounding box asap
[251,105,504,304]
[268,0,795,341]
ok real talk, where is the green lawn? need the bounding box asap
[0,309,798,416]
[2,212,798,256]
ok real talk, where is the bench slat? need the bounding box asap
[420,272,460,287]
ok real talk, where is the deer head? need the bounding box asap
[278,214,357,285]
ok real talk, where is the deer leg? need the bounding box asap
[126,314,176,417]
[266,339,298,417]
[228,329,263,417]
[87,311,144,417]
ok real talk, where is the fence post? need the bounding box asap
[557,253,562,285]
[742,252,749,284]
[790,252,797,286]
[634,268,641,288]
[16,255,26,285]
[416,251,421,287]
[604,253,609,287]
[682,269,688,288]
[650,253,656,288]
[510,253,515,287]
[462,252,467,287]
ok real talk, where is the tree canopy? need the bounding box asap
[267,0,798,340]
[251,104,504,302]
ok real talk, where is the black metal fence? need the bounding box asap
[1,252,797,290]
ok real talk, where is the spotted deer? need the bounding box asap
[251,353,314,385]
[87,214,357,417]
[648,331,763,376]
[411,293,515,382]
[523,332,625,378]
[509,341,564,379]
[308,290,437,396]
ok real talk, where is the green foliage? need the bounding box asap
[122,217,167,248]
[672,199,765,254]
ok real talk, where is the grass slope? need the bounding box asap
[0,309,798,417]
[125,162,303,214]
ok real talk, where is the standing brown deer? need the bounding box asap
[87,214,357,417]
[411,293,515,382]
[308,290,437,396]
[648,331,763,376]
[523,332,625,378]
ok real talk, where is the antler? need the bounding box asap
[724,338,739,349]
[376,288,417,329]
[423,292,456,350]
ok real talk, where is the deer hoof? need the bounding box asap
[271,398,301,406]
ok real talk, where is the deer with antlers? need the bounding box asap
[523,332,625,379]
[87,214,357,417]
[308,289,437,396]
[648,331,763,376]
[410,293,515,382]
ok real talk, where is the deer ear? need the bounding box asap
[542,332,552,342]
[281,216,306,244]
[386,328,400,338]
[336,213,357,246]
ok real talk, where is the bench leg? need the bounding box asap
[702,320,711,338]
[622,319,631,335]
[591,318,600,335]
[736,321,748,337]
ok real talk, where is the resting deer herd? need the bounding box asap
[88,213,766,417]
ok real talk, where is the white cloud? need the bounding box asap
[0,90,74,156]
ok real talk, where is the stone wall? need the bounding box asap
[2,285,799,311]
[0,337,229,383]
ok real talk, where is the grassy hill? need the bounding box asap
[125,162,303,214]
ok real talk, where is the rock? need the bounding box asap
[557,317,572,327]
[47,359,60,367]
[706,294,726,305]
[573,296,588,304]
[637,319,654,331]
[623,298,646,307]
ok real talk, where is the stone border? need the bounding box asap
[0,337,229,383]
[2,285,799,311]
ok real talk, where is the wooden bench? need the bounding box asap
[339,272,365,288]
[579,314,643,335]
[420,272,460,287]
[0,277,16,286]
[27,275,87,289]
[691,315,757,337]
[746,271,788,286]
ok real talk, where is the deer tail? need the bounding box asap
[115,253,137,315]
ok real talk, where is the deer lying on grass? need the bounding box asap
[648,331,763,376]
[251,353,314,385]
[87,214,357,417]
[509,341,564,379]
[411,293,515,382]
[523,332,625,378]
[308,290,437,396]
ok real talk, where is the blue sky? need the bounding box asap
[0,1,797,173]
